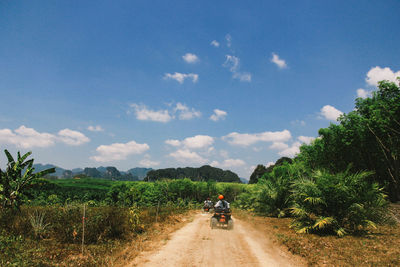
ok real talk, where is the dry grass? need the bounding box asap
[234,208,400,266]
[0,208,195,266]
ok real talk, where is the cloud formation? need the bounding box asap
[357,88,371,99]
[210,40,220,47]
[320,105,343,121]
[169,149,207,165]
[91,140,149,162]
[182,53,199,64]
[223,55,252,82]
[211,158,245,169]
[88,125,104,132]
[58,129,90,146]
[139,154,160,167]
[164,72,198,84]
[223,130,291,146]
[278,141,301,157]
[297,136,315,144]
[0,126,89,148]
[366,66,400,87]
[165,135,214,150]
[174,103,201,120]
[130,104,172,123]
[210,109,227,121]
[271,53,287,69]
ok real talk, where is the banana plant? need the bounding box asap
[0,150,55,210]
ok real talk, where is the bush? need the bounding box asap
[290,170,388,236]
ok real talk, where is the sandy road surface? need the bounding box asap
[128,212,302,267]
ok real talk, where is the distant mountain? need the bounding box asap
[239,177,249,184]
[145,165,241,183]
[33,164,66,177]
[33,164,152,181]
[127,168,153,179]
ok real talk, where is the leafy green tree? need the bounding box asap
[0,150,55,210]
[249,165,267,184]
[297,79,400,201]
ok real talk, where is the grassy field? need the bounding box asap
[234,209,400,266]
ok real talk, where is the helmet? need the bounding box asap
[218,195,224,200]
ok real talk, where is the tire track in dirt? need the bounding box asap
[128,212,303,267]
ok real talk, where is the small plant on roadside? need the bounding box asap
[29,210,50,239]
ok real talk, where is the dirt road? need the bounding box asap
[128,212,303,267]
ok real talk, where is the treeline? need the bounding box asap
[298,80,400,201]
[26,178,246,207]
[145,165,241,183]
[244,79,400,235]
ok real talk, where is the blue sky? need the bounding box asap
[1,1,399,178]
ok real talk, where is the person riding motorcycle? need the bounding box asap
[203,197,213,209]
[214,195,230,211]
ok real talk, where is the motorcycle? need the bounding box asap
[210,207,234,230]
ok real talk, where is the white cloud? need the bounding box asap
[169,149,207,165]
[165,135,214,150]
[91,140,149,162]
[210,109,227,121]
[0,126,90,148]
[223,55,239,72]
[223,130,291,146]
[88,125,104,132]
[223,55,251,82]
[298,136,315,144]
[139,155,160,167]
[278,141,301,157]
[58,129,90,146]
[233,72,252,82]
[0,126,55,149]
[366,66,400,87]
[225,34,232,48]
[182,135,214,149]
[210,40,220,47]
[174,103,201,120]
[320,105,343,121]
[357,88,371,99]
[271,53,287,69]
[211,158,246,169]
[163,72,198,84]
[165,139,181,147]
[182,53,199,64]
[130,104,172,123]
[269,142,289,150]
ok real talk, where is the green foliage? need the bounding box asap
[297,79,400,201]
[29,210,50,239]
[0,150,55,210]
[290,170,388,236]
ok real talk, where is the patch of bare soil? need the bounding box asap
[114,210,196,266]
[126,212,305,267]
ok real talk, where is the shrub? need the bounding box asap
[290,170,388,236]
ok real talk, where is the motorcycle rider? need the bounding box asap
[203,197,213,209]
[214,195,230,211]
